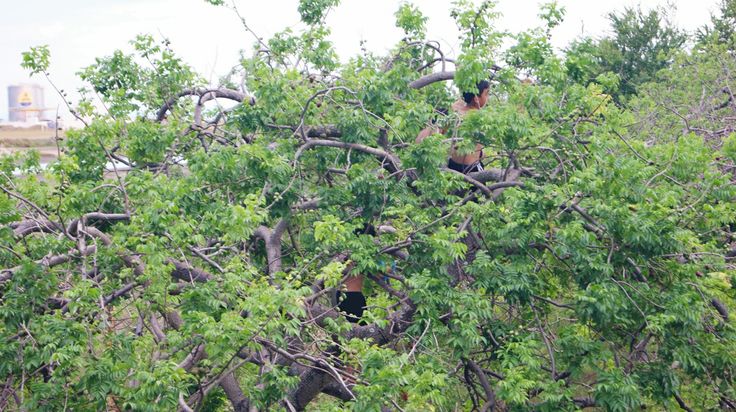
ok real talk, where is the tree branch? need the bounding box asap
[442,167,493,196]
[674,392,694,412]
[409,71,455,89]
[295,139,402,174]
[465,359,496,411]
[219,373,251,412]
[156,87,254,122]
[466,168,505,183]
[254,219,288,276]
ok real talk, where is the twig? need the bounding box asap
[407,319,431,359]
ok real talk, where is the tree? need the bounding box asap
[628,40,736,145]
[697,0,736,50]
[566,5,686,101]
[1,1,734,411]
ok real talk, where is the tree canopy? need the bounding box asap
[698,0,736,49]
[1,1,735,411]
[565,5,686,101]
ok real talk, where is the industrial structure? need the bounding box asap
[6,83,51,124]
[1,84,62,166]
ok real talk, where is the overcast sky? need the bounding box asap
[0,0,721,122]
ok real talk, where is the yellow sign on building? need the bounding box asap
[18,90,33,107]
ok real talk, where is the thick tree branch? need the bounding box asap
[166,258,213,283]
[409,71,456,89]
[0,245,98,283]
[674,392,694,412]
[573,397,596,408]
[465,359,496,411]
[11,219,61,238]
[156,87,254,122]
[711,298,729,321]
[219,373,251,412]
[295,139,402,174]
[466,168,505,183]
[178,344,207,372]
[254,218,289,276]
[286,297,416,409]
[10,212,129,240]
[408,64,501,89]
[442,167,493,196]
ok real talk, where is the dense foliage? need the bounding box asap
[1,1,735,411]
[565,5,686,101]
[698,0,736,49]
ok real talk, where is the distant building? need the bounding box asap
[7,84,49,123]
